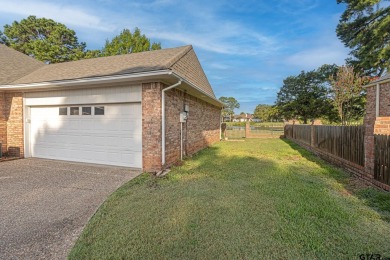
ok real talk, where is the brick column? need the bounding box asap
[364,85,376,175]
[142,82,163,172]
[5,92,24,158]
[374,117,390,134]
[245,122,250,138]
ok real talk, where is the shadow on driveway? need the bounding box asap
[0,158,141,260]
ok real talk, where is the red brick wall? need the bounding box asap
[0,92,24,157]
[142,82,163,172]
[142,82,220,172]
[374,117,390,134]
[165,88,220,166]
[364,85,376,175]
[378,82,390,116]
[365,82,390,174]
[0,93,7,154]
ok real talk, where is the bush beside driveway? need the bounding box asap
[70,139,390,259]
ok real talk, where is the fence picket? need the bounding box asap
[284,124,365,167]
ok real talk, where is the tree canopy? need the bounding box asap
[219,96,240,121]
[276,66,336,124]
[253,104,281,122]
[1,16,86,63]
[101,28,161,56]
[329,66,368,124]
[336,0,390,76]
[0,16,162,63]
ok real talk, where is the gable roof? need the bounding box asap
[10,45,215,98]
[0,44,45,84]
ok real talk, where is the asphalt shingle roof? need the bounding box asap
[8,45,215,98]
[0,44,45,84]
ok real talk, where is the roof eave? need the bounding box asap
[0,69,224,108]
[365,77,390,88]
[0,70,173,91]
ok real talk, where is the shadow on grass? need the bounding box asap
[282,138,390,223]
[70,139,390,259]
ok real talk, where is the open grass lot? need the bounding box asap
[69,139,390,259]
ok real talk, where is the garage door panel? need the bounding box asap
[30,103,142,168]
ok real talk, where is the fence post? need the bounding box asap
[311,124,315,147]
[245,122,251,138]
[221,123,226,140]
[292,121,295,139]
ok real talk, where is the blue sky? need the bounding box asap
[0,0,350,113]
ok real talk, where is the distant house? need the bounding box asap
[233,113,254,122]
[0,44,223,172]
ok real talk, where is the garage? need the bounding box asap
[25,85,142,168]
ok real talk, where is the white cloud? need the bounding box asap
[0,0,114,31]
[149,24,278,56]
[285,30,350,71]
[286,45,349,70]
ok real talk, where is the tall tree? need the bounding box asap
[329,66,368,124]
[254,104,281,122]
[254,104,270,122]
[1,16,86,63]
[101,28,161,56]
[219,96,240,121]
[336,0,390,76]
[276,69,333,124]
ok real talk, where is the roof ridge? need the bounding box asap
[165,45,193,68]
[29,45,193,68]
[0,44,45,65]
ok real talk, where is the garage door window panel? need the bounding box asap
[70,107,79,115]
[94,106,104,115]
[59,107,68,116]
[82,107,92,115]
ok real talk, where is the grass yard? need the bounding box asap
[69,139,390,259]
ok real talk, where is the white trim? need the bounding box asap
[0,70,172,90]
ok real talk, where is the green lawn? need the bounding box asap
[69,139,390,259]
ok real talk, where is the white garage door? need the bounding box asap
[30,103,142,168]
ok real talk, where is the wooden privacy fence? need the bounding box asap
[374,135,390,185]
[284,125,311,144]
[285,125,365,166]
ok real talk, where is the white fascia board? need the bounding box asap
[0,70,172,91]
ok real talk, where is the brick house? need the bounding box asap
[0,44,222,172]
[364,75,390,176]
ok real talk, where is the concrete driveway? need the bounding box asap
[0,158,141,260]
